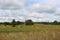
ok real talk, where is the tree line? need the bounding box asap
[0,19,34,27]
[0,19,60,27]
[35,21,60,25]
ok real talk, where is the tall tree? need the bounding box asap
[11,19,16,27]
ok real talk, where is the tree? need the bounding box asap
[11,19,16,27]
[16,21,23,25]
[25,19,34,25]
[54,21,57,23]
[53,20,57,24]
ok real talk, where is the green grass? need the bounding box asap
[0,24,60,32]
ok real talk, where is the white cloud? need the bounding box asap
[27,12,43,18]
[56,8,60,14]
[0,0,60,22]
[0,0,28,22]
[54,8,60,16]
[29,3,55,13]
[32,0,60,6]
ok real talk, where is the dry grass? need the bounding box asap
[0,32,60,40]
[0,24,60,32]
[0,24,60,40]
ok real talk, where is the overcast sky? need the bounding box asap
[0,0,60,22]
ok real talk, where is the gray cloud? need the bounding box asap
[0,0,28,10]
[33,9,55,13]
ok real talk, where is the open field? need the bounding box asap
[0,31,60,40]
[0,24,60,40]
[0,24,60,32]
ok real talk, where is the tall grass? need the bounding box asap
[0,24,60,32]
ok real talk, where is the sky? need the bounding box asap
[0,0,60,22]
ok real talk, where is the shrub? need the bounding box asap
[25,19,34,25]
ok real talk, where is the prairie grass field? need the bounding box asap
[0,24,60,40]
[0,24,60,32]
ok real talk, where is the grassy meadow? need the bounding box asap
[0,24,60,32]
[0,24,60,40]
